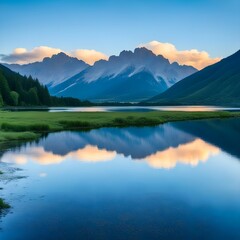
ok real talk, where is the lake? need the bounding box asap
[0,118,240,240]
[4,105,240,112]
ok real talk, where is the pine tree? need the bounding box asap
[0,94,3,107]
[0,72,12,105]
[28,87,39,105]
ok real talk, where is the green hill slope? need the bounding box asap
[147,50,240,106]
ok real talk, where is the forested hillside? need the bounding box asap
[0,64,91,107]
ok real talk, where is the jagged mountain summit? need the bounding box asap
[4,52,89,87]
[50,48,197,102]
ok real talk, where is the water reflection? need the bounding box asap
[6,106,240,112]
[2,145,116,165]
[144,139,219,169]
[2,118,240,169]
[40,124,195,158]
[174,118,240,159]
[1,118,240,240]
[2,138,220,170]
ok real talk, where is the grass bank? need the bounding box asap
[0,110,240,143]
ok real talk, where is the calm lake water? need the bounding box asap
[0,118,240,240]
[4,105,240,112]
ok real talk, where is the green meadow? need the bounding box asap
[1,110,240,144]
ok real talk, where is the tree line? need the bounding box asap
[0,64,92,107]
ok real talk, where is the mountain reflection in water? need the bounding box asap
[2,139,219,169]
[0,118,240,240]
[2,118,240,168]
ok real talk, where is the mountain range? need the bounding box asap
[147,50,240,106]
[4,48,197,102]
[0,63,91,107]
[3,47,240,106]
[4,52,89,87]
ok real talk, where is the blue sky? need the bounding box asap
[0,0,239,62]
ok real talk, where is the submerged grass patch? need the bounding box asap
[0,110,240,143]
[0,198,10,211]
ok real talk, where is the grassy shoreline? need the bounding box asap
[1,110,240,144]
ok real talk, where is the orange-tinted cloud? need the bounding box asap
[71,49,108,65]
[139,41,221,69]
[1,46,62,64]
[144,139,220,169]
[1,46,108,65]
[1,42,221,68]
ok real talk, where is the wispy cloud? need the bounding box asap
[139,41,221,69]
[0,46,108,65]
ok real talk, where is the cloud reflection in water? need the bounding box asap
[144,139,219,169]
[2,139,219,169]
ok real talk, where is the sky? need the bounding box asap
[0,0,239,68]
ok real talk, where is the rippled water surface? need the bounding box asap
[0,118,240,240]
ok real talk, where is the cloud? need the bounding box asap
[144,139,220,169]
[1,42,220,68]
[139,41,221,69]
[1,46,62,64]
[71,49,108,65]
[1,46,108,65]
